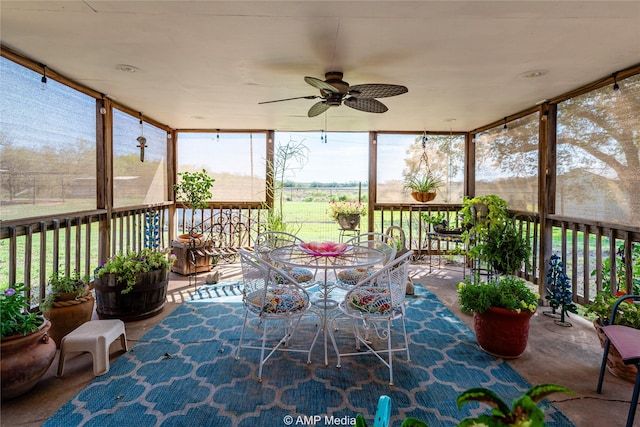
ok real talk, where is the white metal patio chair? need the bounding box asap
[254,231,316,286]
[334,232,397,290]
[235,249,318,381]
[329,251,413,386]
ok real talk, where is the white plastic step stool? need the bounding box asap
[57,319,128,377]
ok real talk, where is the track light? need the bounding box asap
[40,64,47,90]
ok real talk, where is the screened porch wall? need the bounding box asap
[1,50,639,310]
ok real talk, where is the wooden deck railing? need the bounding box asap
[3,202,638,309]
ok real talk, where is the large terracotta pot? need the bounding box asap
[44,287,95,348]
[1,319,56,400]
[94,268,168,322]
[337,214,361,230]
[593,320,638,383]
[473,307,533,358]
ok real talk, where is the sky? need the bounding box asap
[176,131,409,184]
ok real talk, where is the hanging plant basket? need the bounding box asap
[411,191,436,203]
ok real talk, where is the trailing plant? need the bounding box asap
[1,283,43,339]
[457,275,538,315]
[95,248,176,294]
[458,194,513,274]
[483,219,531,275]
[545,254,577,323]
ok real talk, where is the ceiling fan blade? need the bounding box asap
[259,95,319,104]
[308,101,331,117]
[344,97,388,113]
[304,76,340,93]
[348,84,408,98]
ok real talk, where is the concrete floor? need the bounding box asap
[1,260,637,426]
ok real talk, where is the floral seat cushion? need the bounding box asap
[273,267,314,284]
[287,268,315,283]
[348,287,392,314]
[337,268,372,286]
[247,287,308,314]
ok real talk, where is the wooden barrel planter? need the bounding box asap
[94,269,169,322]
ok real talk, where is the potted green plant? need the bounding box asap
[458,195,513,275]
[420,212,447,232]
[43,270,94,347]
[356,384,573,427]
[94,248,176,321]
[328,200,367,230]
[585,291,640,382]
[1,283,56,400]
[403,171,443,202]
[483,219,531,275]
[454,384,574,427]
[173,168,215,237]
[457,275,539,358]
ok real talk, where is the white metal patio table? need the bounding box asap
[270,242,386,365]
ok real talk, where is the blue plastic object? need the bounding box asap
[373,395,391,427]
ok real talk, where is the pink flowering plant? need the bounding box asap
[327,200,367,221]
[95,248,176,294]
[1,283,43,339]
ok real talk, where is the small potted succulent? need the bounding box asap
[328,200,367,230]
[1,283,56,400]
[457,275,539,358]
[43,270,94,347]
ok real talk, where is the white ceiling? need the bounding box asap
[2,1,639,132]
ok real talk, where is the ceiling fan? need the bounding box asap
[259,71,408,117]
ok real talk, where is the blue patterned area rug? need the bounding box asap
[44,284,574,427]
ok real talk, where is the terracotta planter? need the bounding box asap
[593,320,638,383]
[94,268,169,322]
[1,319,56,400]
[411,191,436,202]
[473,307,533,358]
[176,232,206,247]
[336,214,361,230]
[44,287,95,348]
